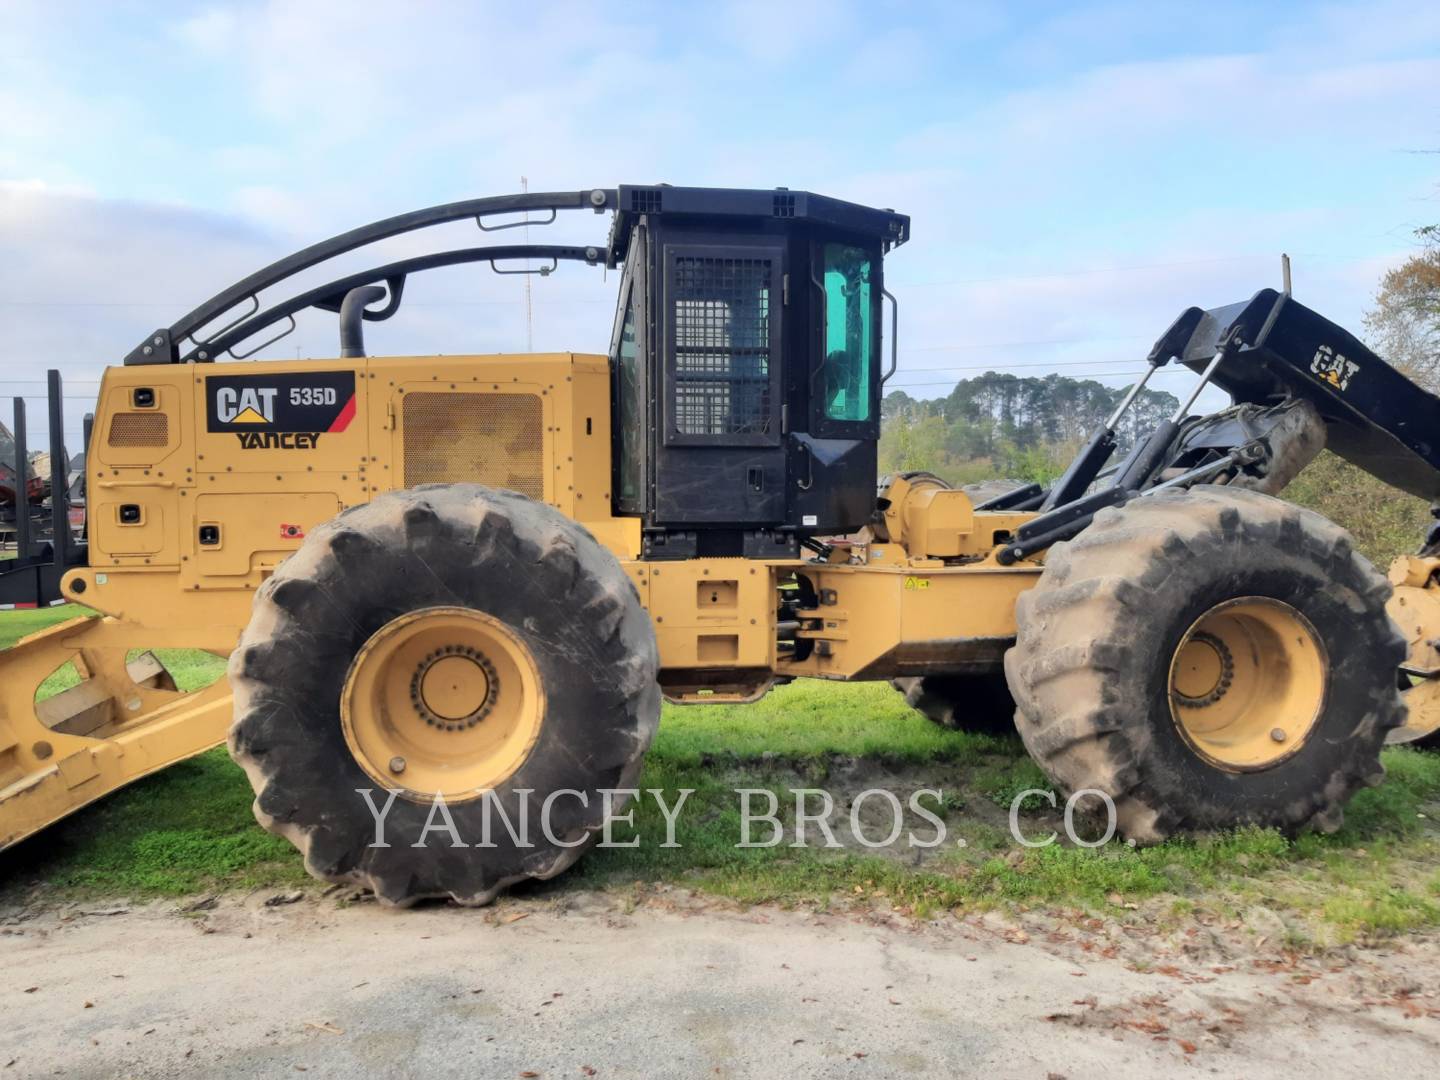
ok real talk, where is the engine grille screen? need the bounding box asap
[107,412,169,448]
[671,255,773,438]
[402,392,544,498]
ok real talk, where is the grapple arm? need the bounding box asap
[1170,289,1440,501]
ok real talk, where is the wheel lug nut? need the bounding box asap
[388,756,407,774]
[1270,728,1286,743]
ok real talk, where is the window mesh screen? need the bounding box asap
[402,392,544,498]
[108,412,169,447]
[671,256,772,437]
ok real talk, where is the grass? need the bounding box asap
[0,603,228,698]
[567,711,1440,940]
[0,604,258,897]
[0,603,92,648]
[645,680,1010,766]
[4,609,1440,943]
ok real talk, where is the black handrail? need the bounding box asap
[194,244,605,363]
[124,188,615,365]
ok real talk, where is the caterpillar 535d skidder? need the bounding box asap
[4,185,1440,905]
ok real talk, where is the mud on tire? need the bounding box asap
[228,484,660,906]
[1005,485,1405,843]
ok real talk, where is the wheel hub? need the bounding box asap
[411,647,498,731]
[341,607,545,800]
[1170,631,1234,708]
[1168,597,1327,772]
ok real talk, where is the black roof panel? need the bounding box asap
[607,184,910,264]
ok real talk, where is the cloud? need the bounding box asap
[171,6,241,53]
[0,184,284,446]
[716,0,858,63]
[0,0,1435,451]
[0,180,621,440]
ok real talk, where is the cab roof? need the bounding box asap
[605,184,910,266]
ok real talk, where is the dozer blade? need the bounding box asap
[0,614,233,849]
[1386,555,1440,745]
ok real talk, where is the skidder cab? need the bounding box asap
[1,184,1438,904]
[602,187,907,558]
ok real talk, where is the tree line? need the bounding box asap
[878,221,1439,561]
[879,371,1180,484]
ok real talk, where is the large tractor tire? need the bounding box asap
[1006,485,1405,843]
[228,484,660,906]
[892,672,1016,735]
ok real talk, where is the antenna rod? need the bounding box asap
[522,175,533,352]
[1281,253,1292,296]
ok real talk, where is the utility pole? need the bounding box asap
[522,175,533,352]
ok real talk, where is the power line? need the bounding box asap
[888,250,1388,289]
[910,335,1147,352]
[894,255,1272,288]
[0,332,1173,384]
[0,248,1397,309]
[0,353,1150,386]
[893,358,1149,374]
[886,369,1202,389]
[0,354,1193,391]
[0,298,614,308]
[3,395,106,399]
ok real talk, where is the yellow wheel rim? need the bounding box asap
[1168,597,1327,772]
[341,606,544,801]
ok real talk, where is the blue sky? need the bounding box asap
[2,0,1437,445]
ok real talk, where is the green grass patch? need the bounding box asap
[0,602,226,699]
[3,748,308,898]
[0,602,95,648]
[974,756,1051,810]
[4,607,1440,941]
[651,680,1010,766]
[568,754,1440,942]
[1,604,244,897]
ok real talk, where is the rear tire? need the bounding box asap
[892,672,1015,735]
[1005,486,1404,842]
[228,484,660,906]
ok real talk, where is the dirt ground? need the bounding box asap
[4,888,1439,1079]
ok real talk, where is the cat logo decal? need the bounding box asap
[1310,345,1359,392]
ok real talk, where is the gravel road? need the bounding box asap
[4,889,1439,1078]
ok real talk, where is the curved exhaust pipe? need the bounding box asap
[339,285,389,358]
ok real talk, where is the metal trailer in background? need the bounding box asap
[0,371,90,606]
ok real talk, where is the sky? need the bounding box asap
[1,0,1438,449]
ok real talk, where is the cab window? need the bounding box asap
[821,243,873,422]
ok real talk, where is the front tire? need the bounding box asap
[1005,486,1404,842]
[228,484,660,906]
